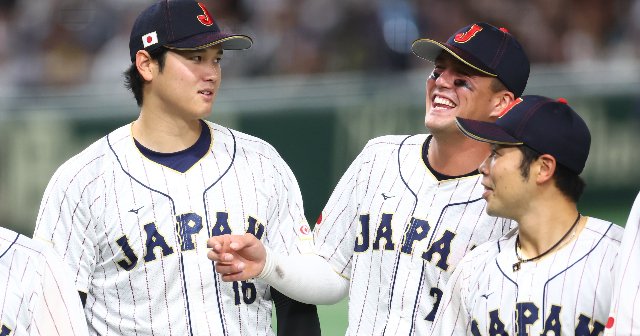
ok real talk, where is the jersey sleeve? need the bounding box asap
[606,191,640,335]
[31,246,89,335]
[33,160,101,293]
[264,151,314,256]
[313,146,369,278]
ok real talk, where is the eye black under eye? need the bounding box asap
[454,79,470,88]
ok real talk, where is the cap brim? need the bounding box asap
[166,33,252,51]
[411,39,496,77]
[455,117,523,145]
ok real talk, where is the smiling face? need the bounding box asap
[147,46,224,121]
[478,144,536,219]
[425,52,510,136]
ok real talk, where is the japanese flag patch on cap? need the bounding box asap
[142,31,158,48]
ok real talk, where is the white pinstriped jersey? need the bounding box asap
[313,134,512,335]
[0,226,89,335]
[606,191,640,335]
[33,121,312,336]
[433,217,623,336]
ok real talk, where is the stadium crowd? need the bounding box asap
[0,0,637,87]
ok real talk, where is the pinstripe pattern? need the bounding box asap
[34,121,312,335]
[0,226,89,335]
[606,191,640,335]
[314,134,512,335]
[433,217,623,335]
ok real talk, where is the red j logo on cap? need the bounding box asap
[454,24,483,43]
[197,3,214,26]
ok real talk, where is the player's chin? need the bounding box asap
[425,108,453,122]
[192,98,214,111]
[483,196,497,214]
[425,113,456,131]
[485,207,498,217]
[193,108,213,120]
[485,201,506,218]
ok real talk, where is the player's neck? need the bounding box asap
[428,133,490,176]
[132,111,203,153]
[515,195,584,258]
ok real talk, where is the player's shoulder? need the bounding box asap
[206,121,284,160]
[50,124,128,181]
[364,134,428,148]
[360,133,428,156]
[632,191,640,211]
[583,216,624,245]
[0,228,70,294]
[0,227,49,264]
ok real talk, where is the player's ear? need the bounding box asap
[488,90,516,119]
[534,154,556,184]
[135,50,154,82]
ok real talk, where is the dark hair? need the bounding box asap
[517,145,540,180]
[124,48,169,107]
[517,145,586,202]
[489,77,508,93]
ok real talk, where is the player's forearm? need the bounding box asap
[258,248,349,305]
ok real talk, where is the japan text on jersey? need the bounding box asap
[434,217,622,336]
[314,134,512,335]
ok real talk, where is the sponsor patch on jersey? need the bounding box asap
[606,316,615,329]
[142,31,158,48]
[299,224,311,235]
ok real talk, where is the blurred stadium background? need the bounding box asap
[0,0,638,334]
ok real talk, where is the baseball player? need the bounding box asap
[605,190,640,335]
[431,95,623,335]
[208,23,530,335]
[33,1,319,335]
[0,226,89,335]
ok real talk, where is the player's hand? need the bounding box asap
[207,233,266,282]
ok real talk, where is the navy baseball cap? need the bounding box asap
[455,95,591,174]
[412,23,530,97]
[129,0,252,62]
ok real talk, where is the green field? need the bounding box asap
[318,299,349,335]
